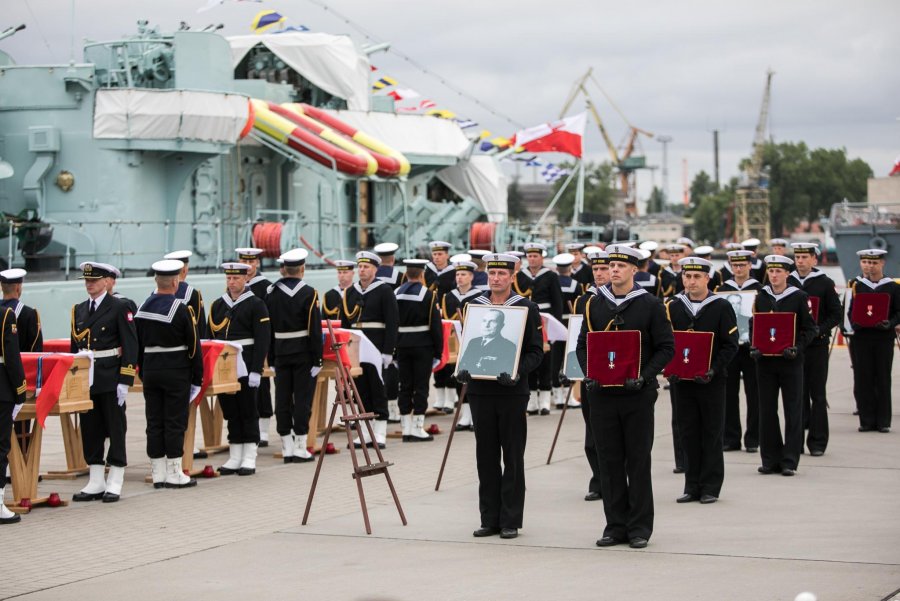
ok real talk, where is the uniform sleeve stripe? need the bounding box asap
[728,326,738,334]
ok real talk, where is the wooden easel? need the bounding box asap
[434,383,467,492]
[547,384,576,464]
[302,322,406,535]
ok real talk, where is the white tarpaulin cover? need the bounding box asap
[93,89,249,142]
[229,33,370,111]
[437,155,508,221]
[322,109,471,159]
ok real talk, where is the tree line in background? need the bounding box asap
[506,141,873,243]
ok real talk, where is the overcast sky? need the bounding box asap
[3,0,898,209]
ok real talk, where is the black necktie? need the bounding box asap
[89,300,96,315]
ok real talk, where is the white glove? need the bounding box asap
[381,354,393,369]
[116,383,129,407]
[248,372,261,388]
[189,385,202,403]
[432,358,441,370]
[311,365,322,378]
[12,403,23,420]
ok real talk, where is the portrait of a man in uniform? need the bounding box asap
[456,306,527,380]
[563,314,585,380]
[718,291,755,344]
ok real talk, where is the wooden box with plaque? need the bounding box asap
[586,330,642,387]
[751,312,796,356]
[663,331,714,379]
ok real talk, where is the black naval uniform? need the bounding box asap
[848,276,900,431]
[135,293,203,459]
[666,293,739,498]
[749,257,767,283]
[175,280,207,338]
[751,285,817,472]
[716,277,762,451]
[788,268,842,453]
[425,263,456,303]
[322,285,346,321]
[635,271,661,296]
[265,277,323,438]
[516,266,563,395]
[472,270,489,292]
[70,293,139,468]
[576,284,675,542]
[340,280,399,421]
[572,259,593,292]
[659,266,684,298]
[248,274,274,425]
[0,307,28,491]
[378,265,405,402]
[113,291,138,315]
[1,299,42,354]
[573,286,604,498]
[463,293,544,531]
[553,274,582,391]
[395,281,443,415]
[208,290,271,444]
[376,264,406,290]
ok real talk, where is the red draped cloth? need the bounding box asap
[21,353,77,427]
[197,340,228,403]
[432,321,454,372]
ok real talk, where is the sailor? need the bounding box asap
[665,257,739,504]
[634,249,661,296]
[690,246,716,291]
[340,251,399,448]
[322,260,355,320]
[0,297,27,524]
[394,259,444,442]
[440,259,483,431]
[715,249,763,452]
[847,248,900,433]
[518,241,563,416]
[375,242,405,290]
[740,238,767,283]
[207,262,271,476]
[105,265,138,314]
[424,241,456,303]
[455,253,544,540]
[468,249,490,291]
[750,255,816,476]
[265,249,322,463]
[134,260,203,490]
[70,261,139,503]
[0,269,42,353]
[713,242,745,290]
[576,244,674,549]
[552,252,582,409]
[769,238,790,256]
[659,244,687,297]
[676,237,695,252]
[568,242,594,291]
[640,241,662,279]
[236,247,275,449]
[788,243,842,454]
[164,250,207,338]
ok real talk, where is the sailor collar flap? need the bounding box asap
[856,275,894,289]
[175,282,193,304]
[474,294,525,307]
[273,279,307,297]
[135,294,181,323]
[427,262,454,276]
[762,285,800,303]
[723,278,759,290]
[353,279,385,296]
[790,269,825,286]
[220,289,255,308]
[676,292,724,317]
[521,267,551,280]
[452,288,482,302]
[378,267,401,284]
[560,279,580,293]
[248,275,267,287]
[4,298,23,319]
[395,282,427,302]
[599,284,648,307]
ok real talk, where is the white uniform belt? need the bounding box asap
[93,347,122,359]
[563,314,576,320]
[229,338,254,346]
[274,330,309,339]
[144,345,188,353]
[398,325,429,333]
[537,303,551,310]
[354,322,385,329]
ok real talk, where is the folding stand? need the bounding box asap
[547,384,575,464]
[435,383,467,491]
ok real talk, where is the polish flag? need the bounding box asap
[890,155,900,177]
[511,113,586,158]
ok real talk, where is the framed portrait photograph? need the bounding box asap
[562,315,585,381]
[455,305,528,381]
[716,290,757,344]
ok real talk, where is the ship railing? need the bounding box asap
[830,201,900,229]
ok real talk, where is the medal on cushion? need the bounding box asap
[683,348,690,364]
[608,351,616,369]
[867,305,873,317]
[769,327,776,342]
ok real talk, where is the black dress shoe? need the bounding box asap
[72,491,105,502]
[527,410,539,416]
[672,466,685,474]
[472,527,500,538]
[165,478,197,489]
[757,466,776,474]
[809,450,824,457]
[555,403,564,410]
[237,467,256,476]
[723,445,741,452]
[676,493,698,503]
[595,536,625,547]
[454,424,474,432]
[153,482,165,489]
[443,407,455,415]
[291,455,315,463]
[584,491,602,502]
[879,427,891,433]
[781,468,796,477]
[0,513,21,525]
[217,466,239,475]
[745,447,758,453]
[101,492,120,503]
[858,426,875,432]
[852,409,859,415]
[193,450,208,459]
[699,495,718,504]
[539,408,550,416]
[629,537,648,549]
[500,528,518,539]
[258,440,269,448]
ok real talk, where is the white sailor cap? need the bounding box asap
[374,242,399,256]
[403,258,429,269]
[676,237,695,248]
[565,242,586,251]
[356,251,381,266]
[857,248,888,260]
[583,245,603,255]
[279,248,308,266]
[0,268,27,283]
[235,248,264,261]
[693,245,714,257]
[523,241,547,254]
[428,241,452,252]
[664,243,687,253]
[727,250,754,263]
[221,262,251,275]
[678,257,714,273]
[450,253,472,263]
[507,250,526,259]
[764,254,794,269]
[151,260,184,276]
[484,253,520,270]
[333,259,355,271]
[164,250,193,263]
[467,249,489,259]
[790,242,820,255]
[655,259,671,267]
[616,241,637,248]
[768,238,789,247]
[639,240,659,252]
[589,250,610,265]
[638,249,652,261]
[724,242,744,251]
[79,261,115,280]
[453,260,477,272]
[741,238,761,249]
[552,252,575,267]
[606,245,642,265]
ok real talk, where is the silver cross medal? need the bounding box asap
[608,351,616,369]
[682,348,690,364]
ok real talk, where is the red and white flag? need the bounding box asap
[511,113,586,158]
[890,155,900,177]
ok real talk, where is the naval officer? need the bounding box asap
[322,260,355,320]
[0,296,27,524]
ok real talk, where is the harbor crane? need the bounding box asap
[733,69,774,244]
